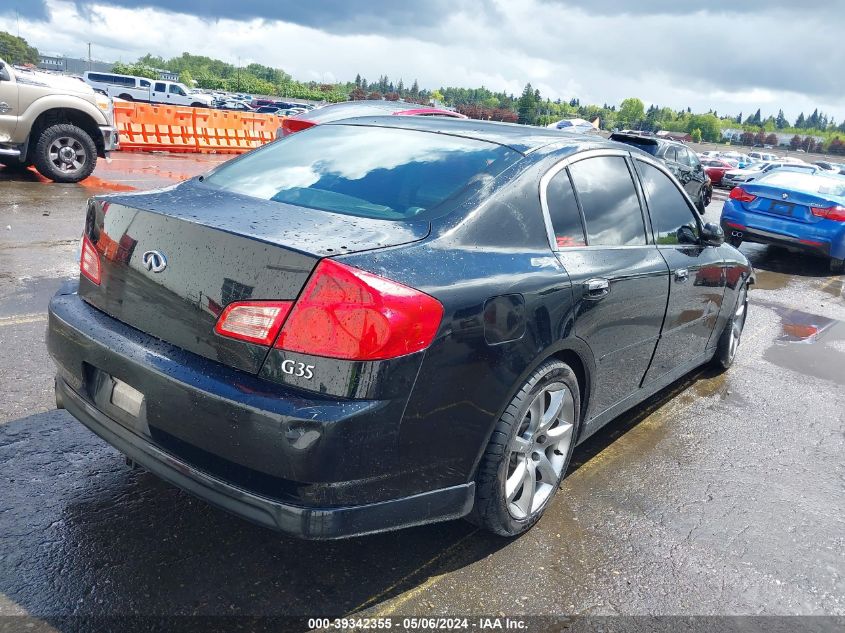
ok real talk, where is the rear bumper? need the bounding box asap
[721,200,845,260]
[56,377,473,539]
[47,290,474,538]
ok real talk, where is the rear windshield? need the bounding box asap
[203,125,521,220]
[759,171,845,197]
[610,136,658,156]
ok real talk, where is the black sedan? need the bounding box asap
[48,118,753,538]
[609,133,710,214]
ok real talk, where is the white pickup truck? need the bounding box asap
[0,58,119,183]
[83,71,214,108]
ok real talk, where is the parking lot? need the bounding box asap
[1,153,843,626]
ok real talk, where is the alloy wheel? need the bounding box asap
[48,137,87,174]
[728,291,747,362]
[506,382,575,519]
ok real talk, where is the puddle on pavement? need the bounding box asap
[752,269,792,291]
[756,300,845,386]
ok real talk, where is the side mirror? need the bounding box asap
[701,222,725,246]
[0,62,9,82]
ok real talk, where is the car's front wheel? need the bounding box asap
[32,123,97,183]
[470,359,580,536]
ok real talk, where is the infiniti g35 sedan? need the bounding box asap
[48,118,754,538]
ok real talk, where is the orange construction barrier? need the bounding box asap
[113,102,282,154]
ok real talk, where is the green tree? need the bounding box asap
[111,61,158,80]
[795,112,806,128]
[617,97,645,129]
[0,31,39,65]
[775,109,790,129]
[517,83,537,125]
[179,69,195,87]
[690,128,702,143]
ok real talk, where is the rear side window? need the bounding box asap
[154,82,166,92]
[637,161,699,245]
[545,169,586,248]
[204,125,521,221]
[568,156,646,246]
[663,146,678,162]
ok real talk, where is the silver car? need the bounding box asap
[721,162,817,188]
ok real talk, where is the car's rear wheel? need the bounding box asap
[830,257,845,275]
[713,284,748,370]
[32,124,97,183]
[470,359,580,536]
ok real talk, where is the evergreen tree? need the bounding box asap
[410,79,419,97]
[517,83,537,125]
[775,109,790,129]
[795,112,806,128]
[354,73,361,89]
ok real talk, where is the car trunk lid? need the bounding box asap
[78,180,430,374]
[739,182,834,224]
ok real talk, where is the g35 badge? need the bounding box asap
[281,359,315,380]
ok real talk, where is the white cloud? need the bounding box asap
[1,0,843,122]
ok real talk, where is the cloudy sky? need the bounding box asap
[2,0,844,121]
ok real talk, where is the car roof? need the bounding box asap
[324,116,627,155]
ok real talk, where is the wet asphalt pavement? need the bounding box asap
[0,154,843,627]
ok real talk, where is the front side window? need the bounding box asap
[154,82,166,92]
[568,156,646,246]
[169,84,186,96]
[638,161,699,245]
[204,125,521,221]
[545,168,586,248]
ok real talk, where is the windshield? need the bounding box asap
[758,171,845,197]
[203,124,521,220]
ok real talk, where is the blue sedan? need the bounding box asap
[721,170,845,273]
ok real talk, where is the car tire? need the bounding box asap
[728,236,743,248]
[713,284,748,371]
[32,123,97,183]
[191,102,205,108]
[831,258,845,275]
[469,359,580,537]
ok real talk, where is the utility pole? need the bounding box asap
[87,42,92,71]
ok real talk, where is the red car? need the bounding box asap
[280,100,467,136]
[701,158,736,186]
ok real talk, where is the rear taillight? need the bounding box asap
[280,118,316,137]
[274,259,444,361]
[729,187,756,203]
[214,301,293,346]
[810,205,845,221]
[80,234,101,285]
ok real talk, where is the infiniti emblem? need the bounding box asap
[142,250,168,273]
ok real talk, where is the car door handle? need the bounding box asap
[584,278,610,300]
[675,268,689,282]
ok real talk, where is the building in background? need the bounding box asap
[37,54,113,75]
